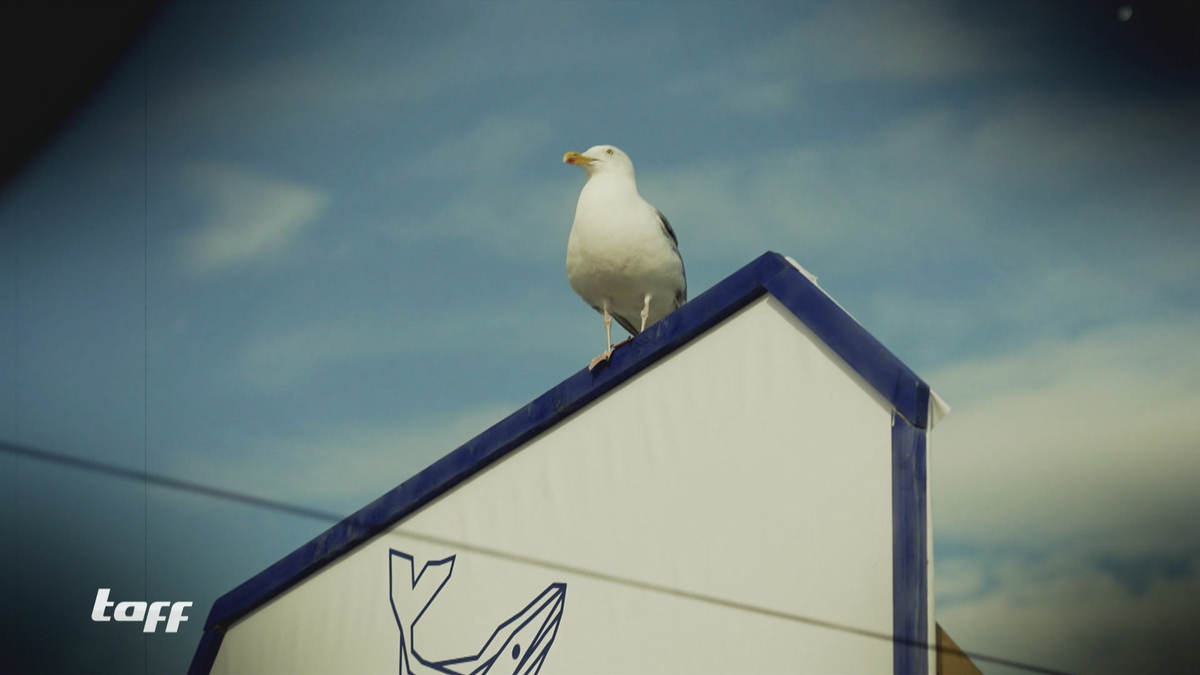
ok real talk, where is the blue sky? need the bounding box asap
[2,1,1199,672]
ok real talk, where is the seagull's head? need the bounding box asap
[563,145,635,180]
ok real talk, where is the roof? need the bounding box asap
[192,251,938,669]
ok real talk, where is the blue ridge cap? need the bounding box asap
[198,251,931,639]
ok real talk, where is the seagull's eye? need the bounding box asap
[606,148,614,155]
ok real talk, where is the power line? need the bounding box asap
[0,439,342,523]
[1,438,1070,675]
[387,527,1071,675]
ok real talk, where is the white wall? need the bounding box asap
[214,296,897,674]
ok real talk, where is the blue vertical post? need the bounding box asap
[893,411,928,674]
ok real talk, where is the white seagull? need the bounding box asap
[564,145,687,370]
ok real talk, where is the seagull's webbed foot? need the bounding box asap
[590,306,620,371]
[588,347,614,371]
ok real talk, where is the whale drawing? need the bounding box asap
[389,549,566,675]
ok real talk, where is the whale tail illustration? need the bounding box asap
[389,548,566,675]
[390,551,455,675]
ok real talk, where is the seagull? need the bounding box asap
[563,145,687,370]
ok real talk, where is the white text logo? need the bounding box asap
[91,589,192,633]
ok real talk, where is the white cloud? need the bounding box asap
[642,108,990,267]
[965,93,1200,193]
[930,317,1200,550]
[151,19,448,134]
[385,109,973,270]
[931,313,1200,673]
[181,163,329,277]
[167,403,521,515]
[234,320,387,389]
[397,117,555,181]
[149,2,652,136]
[937,551,1200,674]
[667,70,799,116]
[232,286,592,391]
[405,179,575,260]
[379,114,578,261]
[642,87,1198,308]
[797,2,1029,84]
[670,2,1030,115]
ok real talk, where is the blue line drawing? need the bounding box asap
[389,549,566,675]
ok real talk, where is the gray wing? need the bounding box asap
[655,208,679,248]
[655,209,687,307]
[611,311,641,337]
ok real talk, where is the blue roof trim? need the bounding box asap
[763,269,929,427]
[195,250,935,661]
[892,412,929,675]
[187,625,224,675]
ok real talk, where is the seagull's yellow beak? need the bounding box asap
[563,152,594,167]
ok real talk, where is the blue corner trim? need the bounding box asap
[194,251,935,669]
[188,625,225,675]
[892,412,929,675]
[763,270,929,427]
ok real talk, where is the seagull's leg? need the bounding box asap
[589,306,615,371]
[612,294,652,351]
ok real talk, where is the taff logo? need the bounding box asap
[91,589,192,633]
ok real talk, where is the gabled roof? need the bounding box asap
[194,251,936,655]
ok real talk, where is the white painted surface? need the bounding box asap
[214,296,899,673]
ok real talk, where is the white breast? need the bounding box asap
[566,174,685,334]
